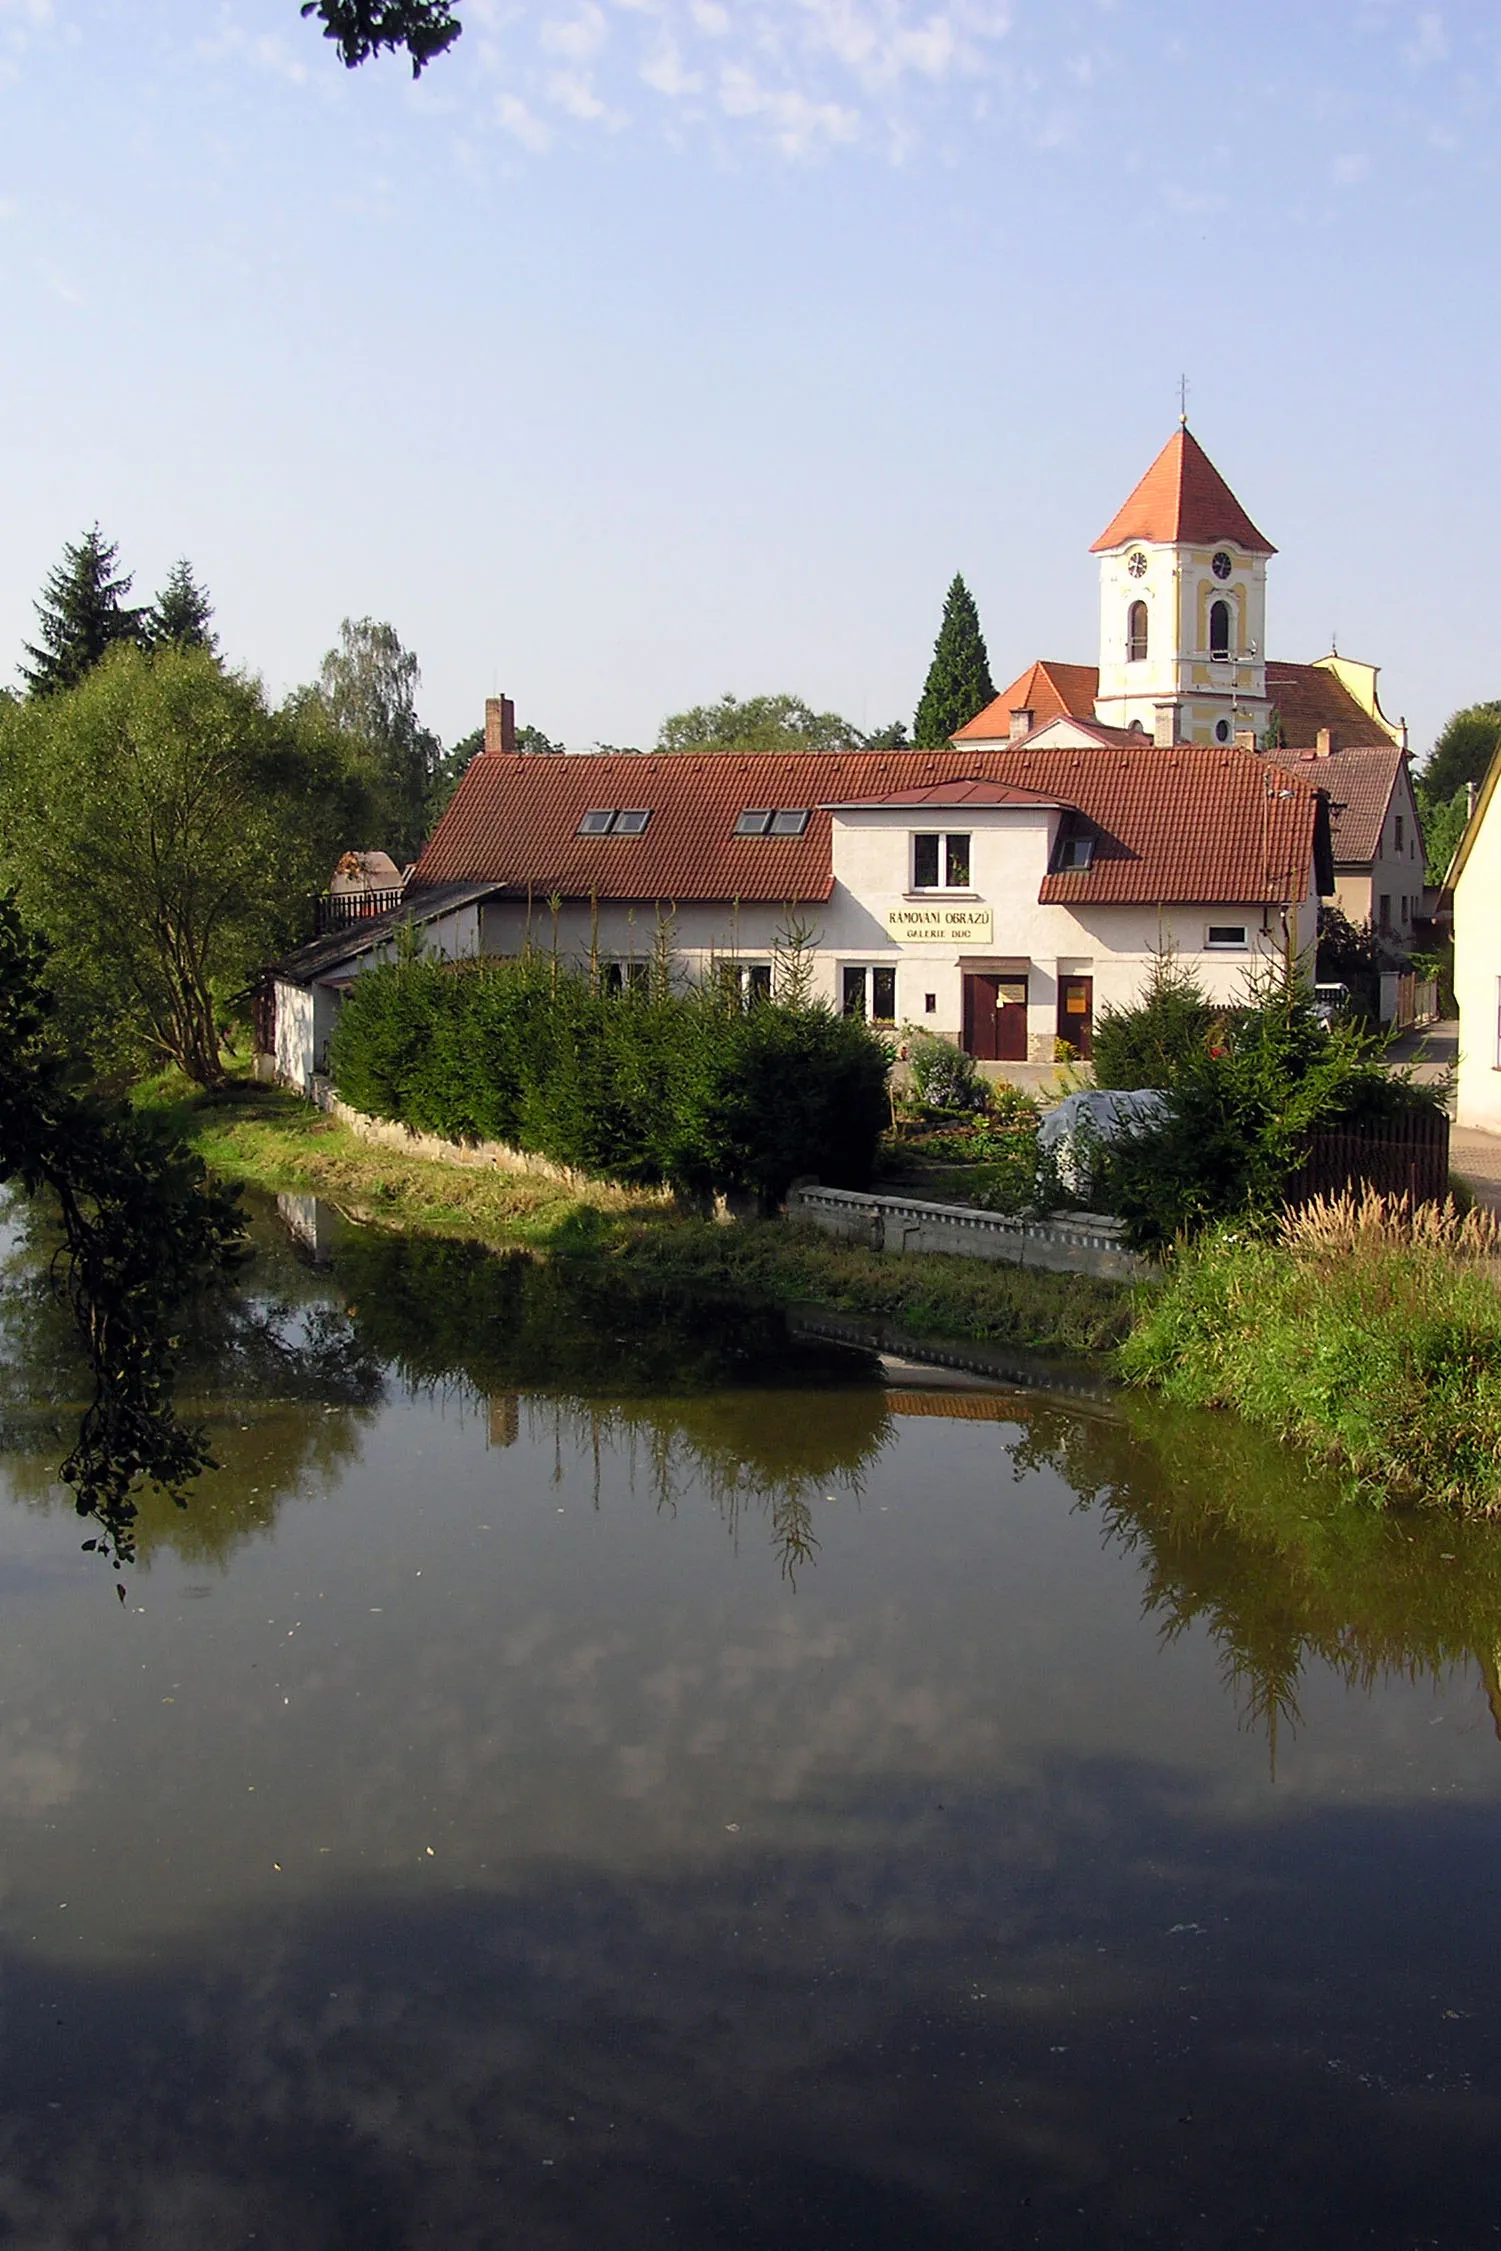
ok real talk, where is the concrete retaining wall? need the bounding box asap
[787,1183,1147,1281]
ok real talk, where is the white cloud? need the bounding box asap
[1331,150,1372,185]
[541,4,609,60]
[496,90,553,148]
[641,39,703,95]
[467,0,1013,162]
[1404,8,1448,66]
[718,63,860,155]
[547,65,612,117]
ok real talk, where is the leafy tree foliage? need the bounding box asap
[20,526,146,696]
[300,0,461,74]
[149,558,218,654]
[1420,701,1501,803]
[1416,782,1469,887]
[0,895,244,1569]
[657,692,875,755]
[0,646,366,1085]
[912,574,995,747]
[291,617,445,859]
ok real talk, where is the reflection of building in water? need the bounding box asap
[885,1391,1012,1422]
[276,1193,340,1266]
[488,1394,520,1448]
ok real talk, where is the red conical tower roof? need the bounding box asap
[1091,427,1275,555]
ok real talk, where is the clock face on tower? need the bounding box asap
[1127,551,1148,579]
[1211,550,1233,580]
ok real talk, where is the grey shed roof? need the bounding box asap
[264,882,504,988]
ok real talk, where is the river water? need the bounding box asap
[0,1194,1498,2248]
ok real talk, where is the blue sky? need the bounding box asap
[0,0,1496,759]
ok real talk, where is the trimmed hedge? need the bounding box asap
[327,955,891,1203]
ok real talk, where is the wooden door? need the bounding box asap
[1057,975,1093,1059]
[995,978,1028,1062]
[962,973,998,1060]
[965,974,1028,1061]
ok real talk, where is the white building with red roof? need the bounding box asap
[258,431,1372,1095]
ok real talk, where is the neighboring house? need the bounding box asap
[257,880,503,1093]
[1259,738,1425,935]
[369,730,1330,1069]
[1450,753,1501,1134]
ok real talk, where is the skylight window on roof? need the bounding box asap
[769,809,810,836]
[613,809,651,836]
[578,808,616,836]
[735,809,774,836]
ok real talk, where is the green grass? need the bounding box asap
[1120,1227,1501,1513]
[157,1078,1133,1358]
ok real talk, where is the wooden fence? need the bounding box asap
[1284,1109,1450,1208]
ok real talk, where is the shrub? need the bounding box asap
[328,955,890,1204]
[1095,972,1445,1250]
[1090,951,1215,1090]
[903,1028,988,1113]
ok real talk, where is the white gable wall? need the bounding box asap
[1454,792,1501,1132]
[477,805,1316,1063]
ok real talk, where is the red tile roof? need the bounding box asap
[954,658,1100,741]
[826,779,1063,810]
[1259,740,1407,866]
[1091,428,1275,556]
[1263,661,1396,751]
[413,745,1321,911]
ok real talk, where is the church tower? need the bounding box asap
[1091,427,1275,747]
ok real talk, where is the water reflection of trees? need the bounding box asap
[0,1202,384,1567]
[1008,1396,1501,1746]
[335,1233,894,1577]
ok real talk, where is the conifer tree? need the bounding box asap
[149,559,219,656]
[912,574,995,747]
[21,527,146,696]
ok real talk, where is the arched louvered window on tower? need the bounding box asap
[1127,601,1148,663]
[1209,599,1232,660]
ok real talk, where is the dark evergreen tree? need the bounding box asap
[149,559,218,655]
[21,527,146,696]
[912,574,995,747]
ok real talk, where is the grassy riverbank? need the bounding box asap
[154,1081,1501,1512]
[1121,1199,1501,1513]
[158,1082,1133,1357]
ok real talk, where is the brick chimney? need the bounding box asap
[1008,707,1034,742]
[484,695,517,756]
[1315,725,1335,757]
[1153,702,1179,748]
[1234,727,1256,753]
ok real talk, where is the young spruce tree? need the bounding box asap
[21,527,147,696]
[912,573,996,747]
[149,559,219,655]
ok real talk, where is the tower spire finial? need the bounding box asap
[1178,372,1189,428]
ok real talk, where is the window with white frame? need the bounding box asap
[1205,923,1248,950]
[600,960,650,996]
[842,965,897,1022]
[711,960,773,1007]
[912,833,971,890]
